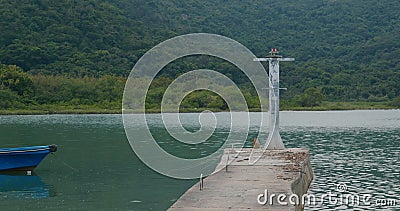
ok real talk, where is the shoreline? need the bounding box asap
[0,109,121,115]
[0,102,397,115]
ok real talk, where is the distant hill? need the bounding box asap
[1,0,399,101]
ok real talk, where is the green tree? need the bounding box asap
[0,64,34,97]
[388,97,400,108]
[0,89,24,109]
[292,87,325,107]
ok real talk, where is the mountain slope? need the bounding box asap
[0,0,399,100]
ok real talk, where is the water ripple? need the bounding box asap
[283,128,400,210]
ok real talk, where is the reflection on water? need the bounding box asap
[0,111,399,210]
[0,172,54,199]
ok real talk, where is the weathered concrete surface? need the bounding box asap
[169,148,313,211]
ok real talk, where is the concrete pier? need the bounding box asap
[169,148,313,211]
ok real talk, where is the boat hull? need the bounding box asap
[0,145,57,171]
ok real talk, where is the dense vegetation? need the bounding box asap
[1,0,400,113]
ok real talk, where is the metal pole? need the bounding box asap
[254,49,294,149]
[268,58,284,149]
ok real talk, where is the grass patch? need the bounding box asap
[0,101,397,115]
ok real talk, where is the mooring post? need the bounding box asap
[254,48,294,149]
[200,173,204,190]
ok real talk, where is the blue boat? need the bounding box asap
[0,145,57,171]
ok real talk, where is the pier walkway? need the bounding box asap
[169,148,313,211]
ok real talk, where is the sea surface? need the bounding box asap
[0,110,399,210]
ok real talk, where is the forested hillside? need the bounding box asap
[1,0,400,112]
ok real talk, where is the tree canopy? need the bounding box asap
[0,0,400,111]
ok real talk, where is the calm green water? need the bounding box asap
[0,110,399,210]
